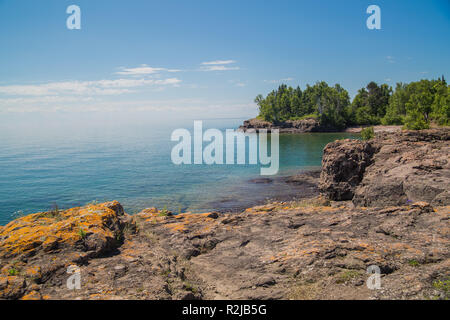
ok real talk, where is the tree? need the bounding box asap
[431,80,450,126]
[350,82,392,125]
[382,83,409,125]
[404,80,435,129]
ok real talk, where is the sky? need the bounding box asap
[0,0,449,126]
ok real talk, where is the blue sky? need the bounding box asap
[0,0,449,123]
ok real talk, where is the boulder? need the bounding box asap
[319,139,378,200]
[0,202,125,259]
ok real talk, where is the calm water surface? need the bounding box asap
[0,118,359,225]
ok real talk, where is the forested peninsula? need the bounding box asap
[241,77,449,132]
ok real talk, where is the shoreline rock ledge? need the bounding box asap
[319,128,450,207]
[239,118,340,133]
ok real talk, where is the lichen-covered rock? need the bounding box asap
[0,201,129,299]
[0,198,449,300]
[0,201,125,259]
[0,276,26,299]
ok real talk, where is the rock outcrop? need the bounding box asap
[320,128,450,207]
[1,199,448,300]
[239,118,339,133]
[0,201,129,299]
[319,140,378,200]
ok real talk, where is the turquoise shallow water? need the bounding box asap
[0,118,358,225]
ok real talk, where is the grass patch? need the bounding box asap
[183,282,199,294]
[122,223,136,238]
[290,113,319,121]
[408,259,420,267]
[78,227,87,240]
[37,203,66,221]
[432,279,449,299]
[335,270,362,284]
[158,205,172,217]
[8,267,19,276]
[288,279,319,300]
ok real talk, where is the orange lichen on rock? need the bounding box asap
[165,222,187,232]
[0,275,26,299]
[161,212,218,234]
[136,207,159,218]
[24,266,41,278]
[0,201,124,258]
[20,290,41,300]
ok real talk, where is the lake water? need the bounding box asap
[0,118,358,225]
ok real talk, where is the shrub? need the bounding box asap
[361,127,375,140]
[408,259,420,267]
[78,227,87,239]
[8,268,19,276]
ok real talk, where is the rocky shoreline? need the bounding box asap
[0,128,448,300]
[238,118,403,134]
[238,118,340,133]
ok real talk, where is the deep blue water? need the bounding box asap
[0,118,358,225]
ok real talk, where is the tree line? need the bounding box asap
[255,77,449,130]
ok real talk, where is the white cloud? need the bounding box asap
[199,59,239,72]
[0,96,256,116]
[229,79,247,87]
[386,56,395,63]
[201,65,240,72]
[116,64,182,75]
[201,60,236,65]
[264,77,294,84]
[0,78,182,96]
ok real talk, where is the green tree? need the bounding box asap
[382,83,409,125]
[431,80,450,126]
[404,80,436,129]
[350,82,392,125]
